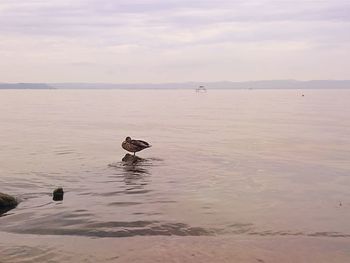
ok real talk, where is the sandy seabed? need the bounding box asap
[1,232,350,263]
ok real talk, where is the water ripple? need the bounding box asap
[108,201,142,206]
[4,217,215,237]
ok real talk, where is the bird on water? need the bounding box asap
[122,137,151,156]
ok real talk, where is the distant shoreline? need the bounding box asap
[1,80,350,89]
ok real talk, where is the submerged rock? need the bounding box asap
[53,187,64,201]
[122,153,144,164]
[0,192,18,215]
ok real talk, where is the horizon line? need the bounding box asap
[1,79,350,85]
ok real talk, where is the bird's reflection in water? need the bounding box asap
[122,163,149,176]
[108,154,161,191]
[120,155,151,190]
[122,164,149,188]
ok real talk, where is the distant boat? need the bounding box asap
[196,85,207,92]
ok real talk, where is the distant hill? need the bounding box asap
[1,80,350,89]
[0,83,54,89]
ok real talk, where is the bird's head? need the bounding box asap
[125,136,131,142]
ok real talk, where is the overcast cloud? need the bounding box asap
[0,0,349,82]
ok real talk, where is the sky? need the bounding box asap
[0,0,349,83]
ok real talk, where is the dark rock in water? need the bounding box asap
[0,192,18,215]
[122,153,144,164]
[0,192,18,207]
[53,187,64,201]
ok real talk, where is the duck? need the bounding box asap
[122,137,151,156]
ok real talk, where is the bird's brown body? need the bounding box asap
[122,137,151,155]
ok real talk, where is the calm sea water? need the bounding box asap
[0,89,350,262]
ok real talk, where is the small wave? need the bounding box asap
[9,221,215,238]
[55,150,76,155]
[246,230,350,238]
[108,201,142,207]
[3,211,350,239]
[0,245,67,262]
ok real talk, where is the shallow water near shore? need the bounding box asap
[1,89,350,262]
